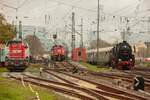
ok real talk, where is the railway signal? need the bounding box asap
[53,34,57,39]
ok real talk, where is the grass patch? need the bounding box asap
[32,86,57,100]
[26,66,40,73]
[29,64,41,68]
[0,67,8,72]
[80,62,111,72]
[25,64,41,73]
[135,62,150,67]
[138,63,150,67]
[0,76,59,100]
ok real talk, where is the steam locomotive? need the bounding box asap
[50,45,65,61]
[5,39,30,71]
[109,41,135,69]
[87,41,135,70]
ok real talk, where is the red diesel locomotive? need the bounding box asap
[50,45,65,61]
[5,39,30,71]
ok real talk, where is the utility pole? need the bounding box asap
[65,24,67,34]
[64,23,68,59]
[97,0,100,66]
[55,29,58,45]
[124,17,129,42]
[45,14,47,25]
[79,18,83,48]
[122,29,125,41]
[3,4,18,36]
[148,17,150,34]
[64,23,68,41]
[33,28,36,57]
[71,12,75,49]
[19,21,22,39]
[34,28,36,36]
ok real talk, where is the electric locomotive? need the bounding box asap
[5,39,30,71]
[50,45,65,61]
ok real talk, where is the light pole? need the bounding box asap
[97,0,100,66]
[3,4,19,38]
[3,4,18,22]
[3,0,28,37]
[71,12,75,50]
[80,18,83,48]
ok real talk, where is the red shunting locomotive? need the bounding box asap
[5,40,30,71]
[50,45,65,61]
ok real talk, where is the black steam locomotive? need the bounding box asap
[109,41,135,69]
[87,41,135,70]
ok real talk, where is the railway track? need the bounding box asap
[43,67,149,100]
[90,71,150,88]
[64,62,150,87]
[43,69,139,100]
[60,71,150,100]
[123,70,150,79]
[134,66,150,72]
[8,73,109,100]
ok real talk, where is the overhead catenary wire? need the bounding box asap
[47,7,73,32]
[2,0,145,24]
[3,0,148,19]
[48,0,96,12]
[2,0,29,10]
[2,0,149,36]
[110,1,139,15]
[17,0,29,9]
[41,0,85,31]
[47,0,142,19]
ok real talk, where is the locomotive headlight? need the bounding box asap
[130,59,132,61]
[119,59,122,61]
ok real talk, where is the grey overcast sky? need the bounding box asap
[1,0,149,25]
[0,0,150,44]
